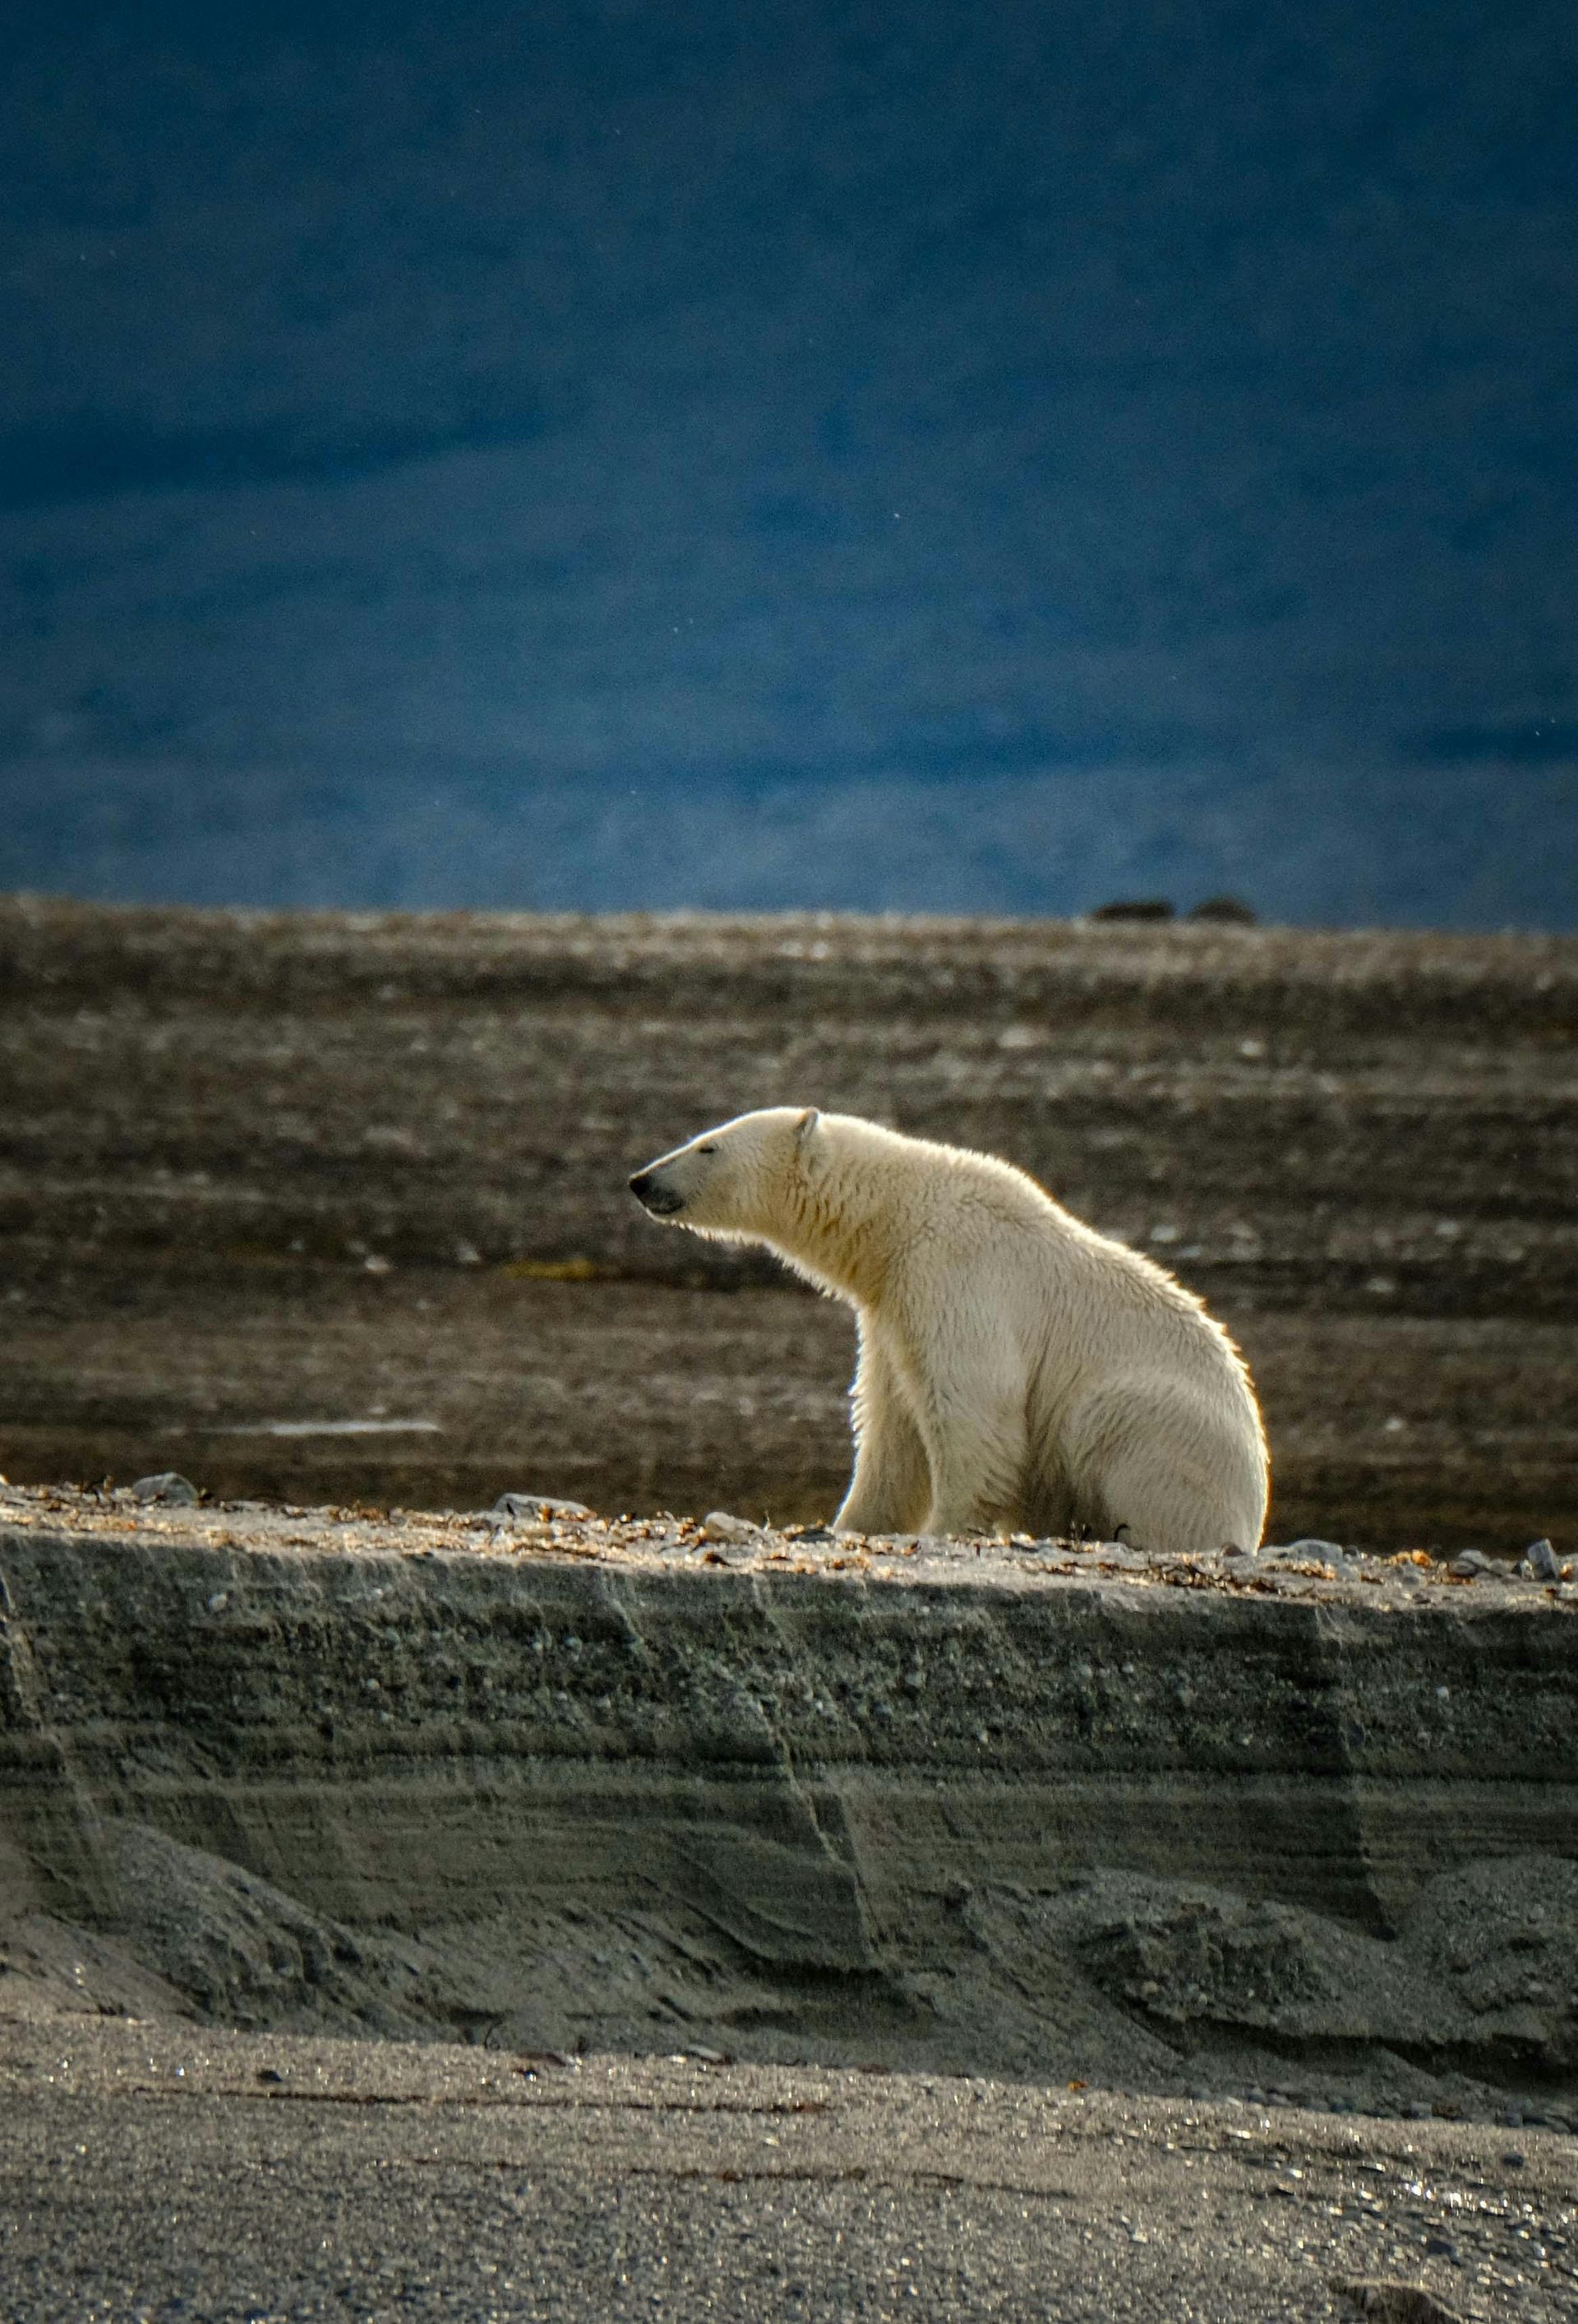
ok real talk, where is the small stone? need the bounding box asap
[205,1591,229,1614]
[1525,1536,1560,1581]
[1188,895,1257,925]
[1287,1537,1346,1560]
[492,1492,592,1521]
[131,1472,198,1506]
[1449,1550,1497,1578]
[255,2067,285,2085]
[1090,897,1174,922]
[1333,2281,1468,2322]
[699,1511,758,1541]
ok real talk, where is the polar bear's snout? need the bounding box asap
[628,1165,687,1217]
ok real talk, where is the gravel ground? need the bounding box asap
[0,2018,1571,2323]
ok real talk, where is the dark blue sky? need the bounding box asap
[3,0,1576,922]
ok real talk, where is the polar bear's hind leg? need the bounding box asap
[1066,1375,1267,1556]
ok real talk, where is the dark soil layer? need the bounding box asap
[2,899,1576,1550]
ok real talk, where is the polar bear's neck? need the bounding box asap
[759,1123,921,1308]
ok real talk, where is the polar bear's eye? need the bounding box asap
[697,1144,718,1155]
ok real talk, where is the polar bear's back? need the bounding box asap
[819,1111,1229,1335]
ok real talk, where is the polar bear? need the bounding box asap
[629,1107,1268,1553]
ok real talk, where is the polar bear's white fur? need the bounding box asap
[629,1107,1268,1554]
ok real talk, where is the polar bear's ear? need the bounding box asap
[794,1107,821,1146]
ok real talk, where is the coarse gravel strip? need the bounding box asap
[2,1476,1573,1610]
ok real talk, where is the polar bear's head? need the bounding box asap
[629,1107,820,1241]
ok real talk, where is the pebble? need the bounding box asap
[1449,1550,1499,1579]
[131,1472,199,1506]
[1286,1538,1347,1560]
[492,1492,593,1521]
[1525,1536,1561,1581]
[700,1510,759,1541]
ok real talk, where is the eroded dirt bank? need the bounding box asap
[3,899,1577,1548]
[2,1485,1576,2131]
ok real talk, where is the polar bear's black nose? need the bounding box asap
[629,1170,654,1201]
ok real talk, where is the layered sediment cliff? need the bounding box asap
[1,1486,1575,2123]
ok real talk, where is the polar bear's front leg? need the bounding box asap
[910,1342,1029,1538]
[833,1330,932,1535]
